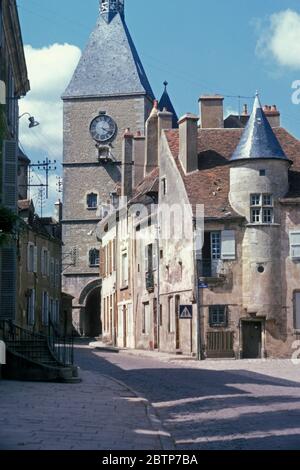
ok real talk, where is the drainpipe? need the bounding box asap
[156,219,160,350]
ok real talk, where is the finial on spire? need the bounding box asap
[100,0,125,24]
[163,81,168,91]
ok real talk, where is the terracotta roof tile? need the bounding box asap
[165,127,300,218]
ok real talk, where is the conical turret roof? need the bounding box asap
[231,93,287,161]
[158,81,179,128]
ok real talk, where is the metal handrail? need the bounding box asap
[48,320,74,366]
[0,320,74,367]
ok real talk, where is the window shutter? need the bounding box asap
[153,243,158,271]
[47,252,50,277]
[290,232,300,259]
[2,140,17,212]
[0,246,16,319]
[27,243,31,272]
[113,239,116,271]
[31,289,35,325]
[295,293,300,330]
[145,245,149,272]
[221,231,236,260]
[34,247,38,273]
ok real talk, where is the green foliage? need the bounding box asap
[0,205,19,246]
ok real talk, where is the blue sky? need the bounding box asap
[17,0,300,215]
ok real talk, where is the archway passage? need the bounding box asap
[84,288,102,338]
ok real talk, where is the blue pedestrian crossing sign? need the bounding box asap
[179,305,193,319]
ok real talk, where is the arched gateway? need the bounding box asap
[79,280,102,338]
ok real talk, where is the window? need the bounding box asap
[50,258,55,285]
[121,251,128,287]
[27,289,35,326]
[89,249,100,267]
[211,232,221,260]
[263,194,273,206]
[161,178,167,196]
[168,297,175,333]
[27,243,37,273]
[87,193,98,210]
[55,261,60,288]
[263,208,273,224]
[41,248,49,277]
[260,170,266,176]
[142,302,150,335]
[250,193,274,224]
[42,291,49,326]
[55,300,60,325]
[290,232,300,260]
[251,194,261,206]
[251,208,261,223]
[27,243,34,273]
[294,292,300,330]
[209,305,228,327]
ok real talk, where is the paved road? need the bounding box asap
[0,352,163,451]
[76,344,300,450]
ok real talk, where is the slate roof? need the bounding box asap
[231,94,287,161]
[62,13,154,100]
[165,127,300,218]
[159,83,179,129]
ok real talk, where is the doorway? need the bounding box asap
[84,288,101,337]
[242,321,262,359]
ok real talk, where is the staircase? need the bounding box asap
[0,320,81,383]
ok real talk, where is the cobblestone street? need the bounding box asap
[1,342,300,450]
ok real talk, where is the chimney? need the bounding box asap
[158,107,173,134]
[54,199,63,223]
[145,100,159,175]
[199,95,224,128]
[263,104,281,127]
[133,131,145,187]
[178,114,199,174]
[122,128,133,199]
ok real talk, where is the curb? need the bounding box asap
[101,374,176,451]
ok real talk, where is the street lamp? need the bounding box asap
[18,112,40,128]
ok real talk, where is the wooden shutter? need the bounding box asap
[221,230,236,260]
[290,232,300,259]
[295,293,300,330]
[145,245,149,272]
[100,247,105,278]
[27,243,31,272]
[2,140,17,212]
[113,239,116,271]
[34,246,38,273]
[0,246,16,319]
[153,243,158,270]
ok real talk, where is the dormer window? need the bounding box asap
[89,249,100,267]
[87,193,98,210]
[250,193,274,224]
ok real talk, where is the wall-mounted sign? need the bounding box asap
[179,305,193,319]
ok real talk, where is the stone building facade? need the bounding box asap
[98,91,300,360]
[0,0,29,323]
[17,200,62,334]
[62,0,154,335]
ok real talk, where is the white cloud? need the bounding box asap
[19,43,81,161]
[256,9,300,69]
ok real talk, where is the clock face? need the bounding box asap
[90,114,117,143]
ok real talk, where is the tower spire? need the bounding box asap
[100,0,125,23]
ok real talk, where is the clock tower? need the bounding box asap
[62,0,154,336]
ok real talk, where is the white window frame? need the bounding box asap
[121,251,129,287]
[290,231,300,260]
[250,193,274,224]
